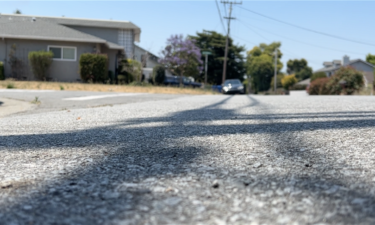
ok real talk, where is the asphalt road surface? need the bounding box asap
[1,94,375,225]
[0,89,182,115]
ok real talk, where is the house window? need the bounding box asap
[48,46,77,61]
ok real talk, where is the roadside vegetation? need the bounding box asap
[0,80,218,95]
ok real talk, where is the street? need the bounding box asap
[1,93,375,224]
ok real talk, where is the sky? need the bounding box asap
[1,0,375,72]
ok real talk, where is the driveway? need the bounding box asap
[1,94,375,224]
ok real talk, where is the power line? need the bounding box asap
[237,6,375,47]
[237,19,366,56]
[215,0,226,33]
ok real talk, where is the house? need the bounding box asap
[133,45,177,82]
[134,45,161,82]
[315,55,374,86]
[0,13,141,81]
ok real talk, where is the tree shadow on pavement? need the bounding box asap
[1,95,375,224]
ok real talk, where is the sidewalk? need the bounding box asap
[0,97,35,118]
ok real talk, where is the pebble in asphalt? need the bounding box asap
[1,94,375,224]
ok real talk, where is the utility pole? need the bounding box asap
[221,0,242,84]
[274,48,278,92]
[202,51,212,89]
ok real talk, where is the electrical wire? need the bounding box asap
[237,19,366,56]
[215,0,226,33]
[237,6,375,47]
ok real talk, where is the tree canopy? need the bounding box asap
[246,42,283,92]
[287,58,313,81]
[366,53,375,66]
[159,34,203,86]
[190,31,246,84]
[14,9,22,14]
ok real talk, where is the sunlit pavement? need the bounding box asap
[1,94,375,224]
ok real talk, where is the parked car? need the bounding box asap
[222,79,245,94]
[164,75,201,88]
[164,75,179,86]
[183,77,202,88]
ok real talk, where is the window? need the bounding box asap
[48,46,76,61]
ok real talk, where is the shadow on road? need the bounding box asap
[1,95,375,224]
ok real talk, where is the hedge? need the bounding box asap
[328,66,364,95]
[28,51,53,80]
[0,61,4,80]
[79,53,108,83]
[308,77,330,95]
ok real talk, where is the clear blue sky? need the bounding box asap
[2,1,375,72]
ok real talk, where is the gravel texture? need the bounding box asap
[1,95,375,225]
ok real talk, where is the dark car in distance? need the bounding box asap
[222,79,245,94]
[164,75,201,88]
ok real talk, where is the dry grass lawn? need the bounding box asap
[0,80,218,95]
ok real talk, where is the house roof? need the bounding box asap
[0,15,106,43]
[296,78,311,85]
[315,58,375,73]
[105,41,125,50]
[1,14,141,42]
[134,44,159,59]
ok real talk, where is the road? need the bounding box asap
[0,89,182,116]
[1,93,375,224]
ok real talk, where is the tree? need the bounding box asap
[159,34,203,86]
[311,72,327,82]
[287,58,313,81]
[366,53,375,65]
[246,42,283,92]
[366,53,375,87]
[14,9,22,14]
[270,73,285,89]
[190,31,246,84]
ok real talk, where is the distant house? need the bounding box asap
[134,45,161,82]
[0,13,141,81]
[315,55,374,86]
[133,45,176,82]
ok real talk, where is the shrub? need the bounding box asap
[308,77,330,95]
[328,66,364,95]
[6,82,15,89]
[281,74,298,90]
[79,53,108,83]
[0,61,4,80]
[28,51,53,80]
[117,72,134,84]
[311,72,327,82]
[152,65,166,85]
[119,59,142,82]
